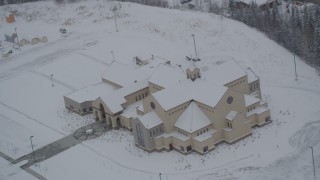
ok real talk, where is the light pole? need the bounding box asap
[111,51,115,62]
[50,74,54,87]
[191,34,197,57]
[293,53,298,81]
[112,7,119,32]
[30,136,36,164]
[14,28,21,51]
[307,146,316,179]
[159,173,161,180]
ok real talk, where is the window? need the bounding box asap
[89,107,93,111]
[203,146,208,152]
[227,96,233,104]
[153,130,155,136]
[186,145,192,152]
[265,116,270,122]
[227,122,232,128]
[150,102,156,109]
[83,108,86,112]
[180,146,185,152]
[197,132,199,136]
[156,128,159,134]
[206,128,209,131]
[145,92,148,96]
[136,97,138,101]
[150,131,152,137]
[142,94,144,98]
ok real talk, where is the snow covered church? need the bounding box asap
[64,57,270,155]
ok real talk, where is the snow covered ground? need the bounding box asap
[0,0,320,180]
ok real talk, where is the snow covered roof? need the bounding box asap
[203,61,247,85]
[193,129,217,142]
[247,106,270,117]
[226,111,238,121]
[153,79,228,111]
[244,94,260,107]
[139,111,163,129]
[5,12,14,18]
[102,61,148,87]
[158,132,190,141]
[121,101,143,119]
[148,63,186,88]
[65,82,116,103]
[100,80,149,113]
[175,101,212,133]
[246,67,259,83]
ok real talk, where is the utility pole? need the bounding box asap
[159,173,161,180]
[50,74,54,87]
[293,53,298,81]
[30,136,36,164]
[307,146,316,179]
[191,34,197,57]
[112,6,119,32]
[14,28,21,51]
[111,51,115,62]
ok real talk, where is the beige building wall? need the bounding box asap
[192,137,214,154]
[208,89,247,130]
[225,76,249,94]
[148,82,164,94]
[223,113,251,143]
[123,87,149,107]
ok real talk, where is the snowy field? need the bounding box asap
[0,0,320,180]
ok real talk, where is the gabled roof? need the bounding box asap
[65,82,116,103]
[244,94,260,107]
[153,79,228,111]
[139,111,163,129]
[148,63,186,88]
[100,80,148,113]
[203,61,247,85]
[175,101,212,133]
[246,67,259,83]
[102,61,148,87]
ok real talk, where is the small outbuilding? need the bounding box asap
[5,12,15,23]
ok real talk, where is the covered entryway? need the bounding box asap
[116,117,121,127]
[99,103,106,123]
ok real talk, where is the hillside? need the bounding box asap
[0,1,320,180]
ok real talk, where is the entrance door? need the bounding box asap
[169,144,173,150]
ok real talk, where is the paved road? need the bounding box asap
[14,122,109,169]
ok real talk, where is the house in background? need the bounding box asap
[64,58,271,155]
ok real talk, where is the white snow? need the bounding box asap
[246,67,259,83]
[102,61,148,87]
[203,61,247,86]
[0,1,320,180]
[153,80,227,111]
[65,82,115,103]
[193,129,217,142]
[175,101,212,133]
[100,80,148,113]
[148,63,186,88]
[139,111,163,129]
[226,110,238,121]
[244,94,260,107]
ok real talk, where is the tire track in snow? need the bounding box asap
[0,101,66,136]
[0,32,88,83]
[78,52,109,66]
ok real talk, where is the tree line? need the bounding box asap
[225,1,320,69]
